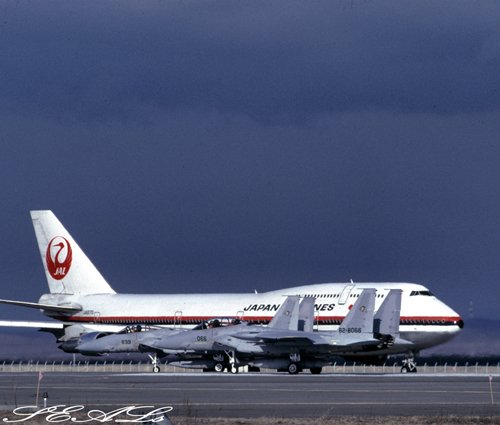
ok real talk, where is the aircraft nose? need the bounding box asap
[436,299,464,332]
[76,341,101,354]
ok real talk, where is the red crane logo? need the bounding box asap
[46,236,73,280]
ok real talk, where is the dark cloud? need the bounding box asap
[1,1,500,122]
[0,0,499,340]
[0,109,499,320]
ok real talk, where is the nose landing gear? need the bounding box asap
[149,354,161,373]
[225,350,239,374]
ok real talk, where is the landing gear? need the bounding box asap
[401,353,417,373]
[225,350,239,374]
[310,367,322,375]
[149,354,160,373]
[213,353,227,372]
[401,362,417,373]
[288,353,301,374]
[288,363,299,374]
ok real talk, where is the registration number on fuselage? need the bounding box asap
[338,327,362,334]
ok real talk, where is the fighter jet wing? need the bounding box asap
[222,330,316,345]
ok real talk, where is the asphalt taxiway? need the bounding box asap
[0,372,499,418]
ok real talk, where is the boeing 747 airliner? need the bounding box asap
[0,211,463,370]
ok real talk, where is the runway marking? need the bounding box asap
[117,372,500,377]
[2,372,499,378]
[0,385,493,396]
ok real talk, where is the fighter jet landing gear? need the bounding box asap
[149,354,160,373]
[401,356,417,373]
[213,353,226,373]
[225,350,239,374]
[288,353,301,374]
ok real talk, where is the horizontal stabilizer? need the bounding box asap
[0,298,82,314]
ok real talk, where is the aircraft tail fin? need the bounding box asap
[298,297,315,332]
[268,296,300,330]
[30,210,116,295]
[339,288,376,334]
[374,289,402,337]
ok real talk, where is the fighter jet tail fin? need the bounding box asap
[268,296,300,330]
[374,289,402,337]
[339,288,376,334]
[298,297,315,332]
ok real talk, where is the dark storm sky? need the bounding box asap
[0,0,499,323]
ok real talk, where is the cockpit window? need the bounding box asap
[192,317,247,330]
[410,290,434,296]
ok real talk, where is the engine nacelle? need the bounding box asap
[60,332,112,355]
[58,338,81,353]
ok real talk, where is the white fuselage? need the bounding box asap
[39,282,463,353]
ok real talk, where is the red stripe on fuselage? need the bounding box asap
[51,314,463,326]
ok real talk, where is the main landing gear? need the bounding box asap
[213,353,226,373]
[401,353,418,373]
[149,354,161,373]
[288,353,301,375]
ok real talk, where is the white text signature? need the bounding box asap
[2,405,173,423]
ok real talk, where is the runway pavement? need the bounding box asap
[0,372,499,419]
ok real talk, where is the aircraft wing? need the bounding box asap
[0,320,127,341]
[224,330,316,345]
[244,332,381,350]
[0,320,64,330]
[257,335,316,345]
[0,298,81,314]
[223,329,388,354]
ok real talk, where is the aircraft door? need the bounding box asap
[236,310,244,320]
[174,311,182,328]
[338,285,354,305]
[94,312,100,323]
